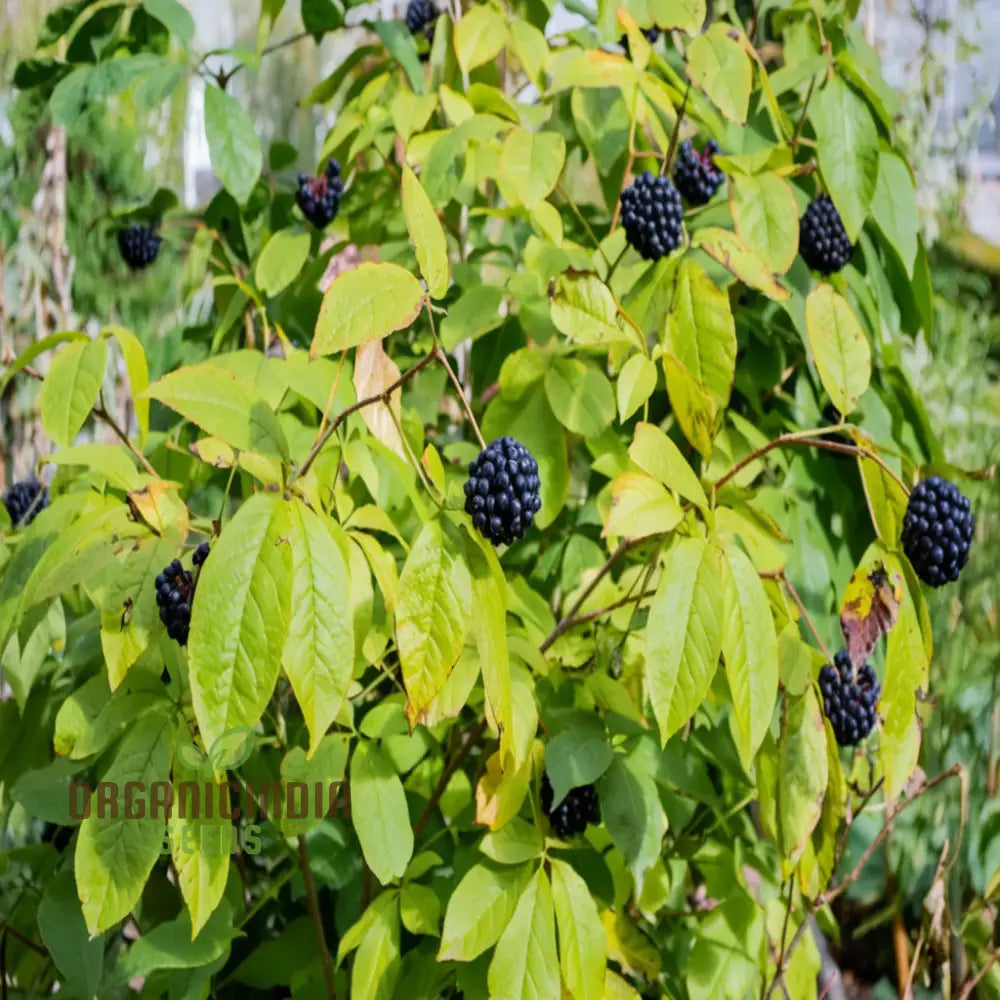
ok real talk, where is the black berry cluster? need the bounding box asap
[819,651,881,747]
[155,544,209,646]
[117,223,162,270]
[673,139,725,206]
[405,0,437,37]
[799,195,853,274]
[619,171,684,261]
[541,773,600,839]
[620,26,660,55]
[3,479,48,528]
[296,160,343,229]
[464,437,541,546]
[901,477,974,587]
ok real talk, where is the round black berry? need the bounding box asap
[3,479,49,528]
[900,476,974,587]
[540,773,600,839]
[819,651,880,747]
[672,139,725,206]
[193,542,211,567]
[620,26,660,56]
[619,171,684,261]
[117,223,162,270]
[464,437,542,547]
[799,195,853,274]
[405,0,437,35]
[155,558,196,646]
[295,160,344,229]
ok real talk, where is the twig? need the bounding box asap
[793,75,818,146]
[289,348,438,487]
[427,303,486,449]
[298,835,336,999]
[94,399,158,477]
[957,950,1000,1000]
[0,923,46,956]
[780,571,833,662]
[545,589,659,640]
[412,718,489,838]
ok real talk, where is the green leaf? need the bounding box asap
[439,285,504,350]
[497,128,566,208]
[104,326,150,444]
[804,284,872,416]
[545,727,614,807]
[646,537,725,743]
[143,0,195,47]
[401,165,450,299]
[628,421,708,509]
[312,263,425,356]
[731,172,799,273]
[373,21,423,93]
[603,471,683,540]
[204,84,263,204]
[39,337,107,447]
[188,494,293,749]
[777,688,828,868]
[858,449,909,544]
[662,355,718,460]
[170,756,231,938]
[37,871,105,1000]
[351,740,414,885]
[142,362,289,459]
[454,4,509,75]
[282,501,354,757]
[691,228,790,301]
[397,519,471,726]
[597,752,665,887]
[550,859,606,1000]
[544,358,615,438]
[255,228,311,297]
[647,0,704,32]
[280,733,351,836]
[871,151,918,276]
[721,542,779,768]
[0,330,88,397]
[686,24,752,123]
[549,272,641,350]
[351,891,402,1000]
[616,354,657,422]
[487,869,559,1000]
[438,862,532,961]
[207,726,257,771]
[479,816,544,865]
[810,77,879,241]
[400,883,441,937]
[75,705,174,935]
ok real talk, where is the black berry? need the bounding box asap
[117,223,162,270]
[620,26,660,55]
[819,651,880,747]
[799,195,853,274]
[193,542,211,567]
[295,160,343,229]
[464,437,542,547]
[3,479,48,528]
[541,773,600,839]
[672,139,725,206]
[155,557,200,646]
[619,171,684,261]
[405,0,437,35]
[900,476,974,587]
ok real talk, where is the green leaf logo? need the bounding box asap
[176,742,208,773]
[207,726,257,772]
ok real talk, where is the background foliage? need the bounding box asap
[1,0,999,998]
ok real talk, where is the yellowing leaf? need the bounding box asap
[454,4,509,75]
[550,272,638,350]
[731,172,799,273]
[312,262,425,356]
[40,337,107,448]
[648,0,705,33]
[603,471,683,540]
[805,283,872,416]
[551,859,606,1000]
[629,421,708,509]
[662,354,718,460]
[687,24,752,123]
[497,128,566,208]
[401,164,450,298]
[692,227,790,300]
[352,339,406,459]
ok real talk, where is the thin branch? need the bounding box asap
[427,304,486,449]
[298,836,335,1000]
[0,924,46,956]
[547,588,659,639]
[94,399,158,477]
[957,950,1000,1000]
[781,572,833,662]
[289,348,439,487]
[792,75,818,146]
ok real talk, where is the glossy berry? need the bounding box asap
[620,26,660,56]
[3,479,48,528]
[799,195,853,274]
[405,0,437,35]
[117,223,162,270]
[296,160,344,229]
[819,651,880,747]
[155,558,196,646]
[193,542,211,567]
[619,171,684,261]
[901,476,974,587]
[464,437,542,547]
[673,139,725,206]
[541,773,600,839]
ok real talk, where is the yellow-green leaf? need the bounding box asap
[662,355,718,460]
[40,337,107,447]
[254,228,311,297]
[105,326,150,444]
[550,272,641,350]
[454,4,508,75]
[647,0,705,33]
[603,471,683,540]
[616,354,657,422]
[731,172,799,273]
[686,24,752,123]
[551,860,606,1000]
[401,164,450,298]
[629,421,708,509]
[497,128,566,208]
[692,227,790,300]
[804,283,872,416]
[312,262,425,357]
